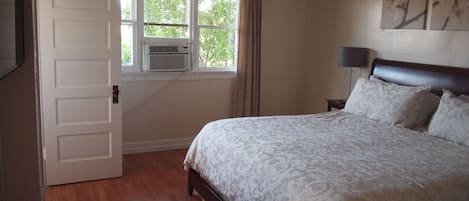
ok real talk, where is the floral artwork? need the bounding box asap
[431,0,469,30]
[381,0,428,29]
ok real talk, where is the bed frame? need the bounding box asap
[371,59,469,96]
[187,58,469,201]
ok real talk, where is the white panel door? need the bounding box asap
[38,0,122,185]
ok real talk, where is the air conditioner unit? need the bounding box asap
[143,43,189,72]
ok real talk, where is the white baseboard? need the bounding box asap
[123,137,194,154]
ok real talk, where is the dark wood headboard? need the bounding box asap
[371,59,469,96]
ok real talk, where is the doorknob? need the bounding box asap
[113,85,120,104]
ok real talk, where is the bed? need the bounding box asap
[184,59,469,201]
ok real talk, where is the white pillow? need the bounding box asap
[369,76,439,128]
[344,78,430,128]
[369,75,384,82]
[414,93,440,128]
[428,91,469,146]
[461,95,469,102]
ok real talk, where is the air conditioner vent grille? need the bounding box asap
[144,43,190,72]
[149,46,179,53]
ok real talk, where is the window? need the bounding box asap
[197,0,238,68]
[120,0,136,66]
[121,0,239,72]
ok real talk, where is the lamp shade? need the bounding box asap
[338,47,369,68]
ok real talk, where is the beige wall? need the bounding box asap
[122,79,234,143]
[260,0,312,115]
[305,0,469,113]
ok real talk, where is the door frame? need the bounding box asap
[0,135,4,201]
[32,0,46,195]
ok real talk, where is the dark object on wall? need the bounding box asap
[0,0,24,79]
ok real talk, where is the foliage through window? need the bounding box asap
[144,0,188,38]
[198,0,237,67]
[121,0,135,65]
[121,0,239,70]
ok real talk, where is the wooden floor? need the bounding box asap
[46,149,202,201]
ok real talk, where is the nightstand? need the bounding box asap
[326,99,346,111]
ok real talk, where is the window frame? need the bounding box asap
[121,0,139,73]
[121,0,239,73]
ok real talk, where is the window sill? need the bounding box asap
[121,70,237,82]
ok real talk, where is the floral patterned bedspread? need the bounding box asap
[184,111,469,201]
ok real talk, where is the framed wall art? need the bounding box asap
[381,0,429,29]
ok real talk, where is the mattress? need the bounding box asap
[184,111,469,201]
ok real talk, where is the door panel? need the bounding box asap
[53,20,110,49]
[56,97,110,125]
[53,0,110,11]
[38,0,122,185]
[58,132,111,162]
[55,60,111,88]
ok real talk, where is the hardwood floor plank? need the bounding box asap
[46,149,201,201]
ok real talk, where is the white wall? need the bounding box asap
[305,0,469,113]
[121,78,234,152]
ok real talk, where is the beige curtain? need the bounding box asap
[233,0,262,117]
